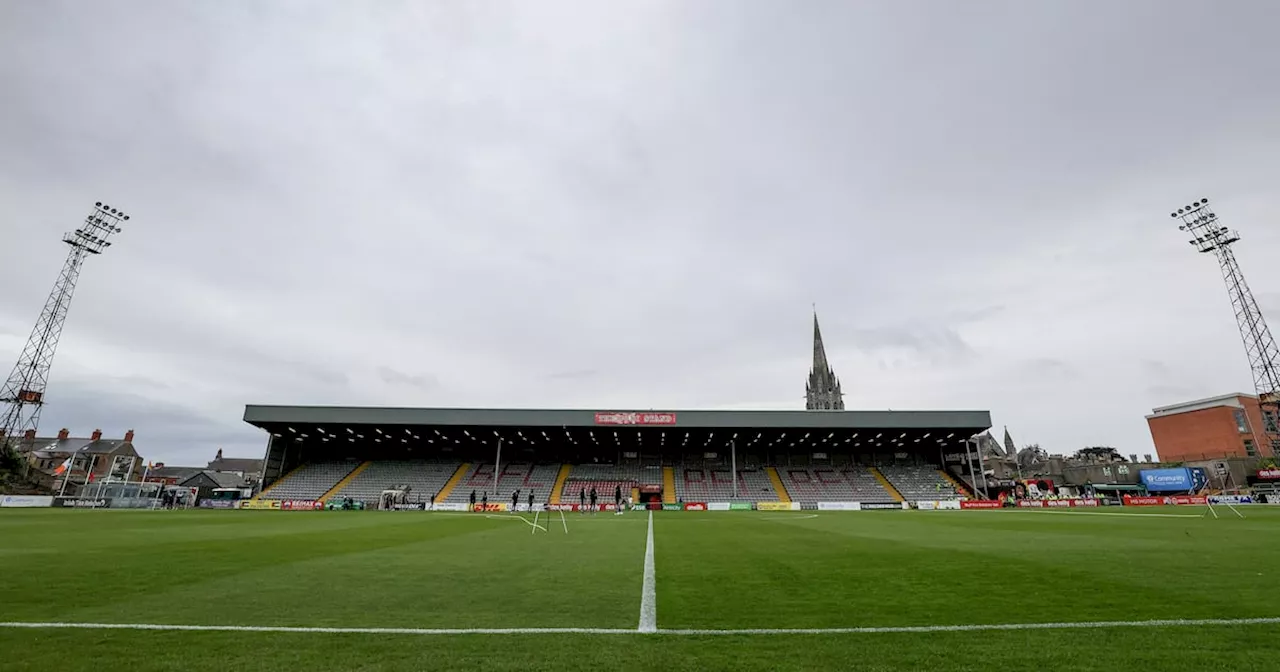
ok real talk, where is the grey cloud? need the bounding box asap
[1,0,1279,460]
[376,366,439,391]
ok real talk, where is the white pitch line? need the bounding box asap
[638,510,657,633]
[1011,510,1203,519]
[1,617,1277,636]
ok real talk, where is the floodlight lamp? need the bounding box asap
[1201,198,1209,204]
[95,201,102,207]
[123,215,129,221]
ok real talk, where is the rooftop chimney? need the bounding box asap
[91,429,102,442]
[215,448,223,461]
[57,428,70,440]
[124,429,135,443]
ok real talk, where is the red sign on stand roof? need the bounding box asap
[594,412,677,426]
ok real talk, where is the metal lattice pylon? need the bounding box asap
[1172,198,1280,457]
[0,202,129,452]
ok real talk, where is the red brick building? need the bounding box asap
[1147,393,1278,461]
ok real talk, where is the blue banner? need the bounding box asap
[1141,468,1192,492]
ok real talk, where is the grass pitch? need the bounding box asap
[1,507,1277,671]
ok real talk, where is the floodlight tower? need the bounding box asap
[0,202,128,452]
[1171,198,1280,456]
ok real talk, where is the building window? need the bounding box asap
[1244,439,1257,457]
[1234,408,1249,434]
[1271,439,1280,457]
[1265,410,1278,434]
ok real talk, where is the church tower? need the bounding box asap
[805,310,845,410]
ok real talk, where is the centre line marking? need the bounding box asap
[638,510,657,633]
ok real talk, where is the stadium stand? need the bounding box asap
[329,460,461,505]
[879,465,962,501]
[559,463,665,500]
[675,467,777,502]
[444,462,561,503]
[261,461,359,501]
[781,467,894,506]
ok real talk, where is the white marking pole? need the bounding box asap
[638,510,657,633]
[560,509,568,534]
[531,509,540,535]
[1,617,1276,636]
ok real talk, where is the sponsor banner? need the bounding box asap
[683,502,708,511]
[707,502,731,511]
[729,502,753,511]
[237,500,282,510]
[1257,469,1280,481]
[1019,499,1101,508]
[0,495,53,508]
[198,499,236,509]
[280,500,322,511]
[917,501,937,510]
[1123,495,1166,506]
[391,503,426,511]
[52,497,111,508]
[757,501,799,511]
[472,503,508,512]
[1171,495,1208,506]
[545,503,576,512]
[859,502,904,511]
[1140,468,1193,492]
[593,411,677,426]
[1208,495,1254,505]
[431,503,468,512]
[937,500,961,510]
[818,502,863,511]
[661,503,682,511]
[960,500,1002,509]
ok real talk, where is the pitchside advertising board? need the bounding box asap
[756,502,800,511]
[818,502,862,511]
[915,501,962,511]
[0,495,53,508]
[1140,467,1209,492]
[859,502,908,510]
[52,497,111,508]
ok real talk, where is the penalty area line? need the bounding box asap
[2,617,1277,637]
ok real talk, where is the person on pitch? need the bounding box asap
[512,489,520,511]
[589,487,598,514]
[469,490,476,511]
[579,488,586,514]
[614,485,623,516]
[481,492,488,511]
[528,490,535,511]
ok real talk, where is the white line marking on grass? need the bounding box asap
[2,617,1277,636]
[1012,511,1203,519]
[762,514,818,520]
[484,514,546,531]
[638,510,657,633]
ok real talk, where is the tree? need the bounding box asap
[1072,446,1125,462]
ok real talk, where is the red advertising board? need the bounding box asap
[1018,499,1099,508]
[960,500,1002,509]
[1124,496,1165,506]
[1123,495,1208,506]
[1171,495,1207,506]
[280,500,321,511]
[683,502,707,511]
[1257,469,1280,480]
[593,412,677,426]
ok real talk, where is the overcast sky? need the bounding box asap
[2,0,1278,465]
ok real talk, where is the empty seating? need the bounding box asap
[675,467,775,502]
[561,463,659,502]
[262,461,358,501]
[444,463,561,504]
[782,467,893,506]
[880,465,961,501]
[330,460,460,505]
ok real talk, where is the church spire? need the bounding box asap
[806,308,845,410]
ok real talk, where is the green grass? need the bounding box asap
[1,507,1277,671]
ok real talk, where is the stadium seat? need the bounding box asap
[262,461,359,501]
[782,467,894,507]
[878,465,962,502]
[330,460,461,506]
[674,467,775,502]
[443,463,561,504]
